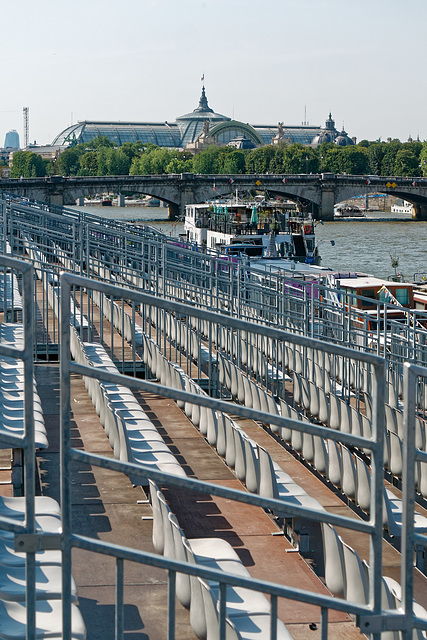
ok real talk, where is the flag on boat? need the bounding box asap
[377,285,399,306]
[377,285,400,306]
[377,285,423,329]
[250,206,258,225]
[213,180,215,192]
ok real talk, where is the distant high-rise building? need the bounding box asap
[4,130,20,149]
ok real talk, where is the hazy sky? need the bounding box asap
[3,0,426,146]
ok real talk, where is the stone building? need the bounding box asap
[51,87,355,152]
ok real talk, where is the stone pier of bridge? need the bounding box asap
[412,203,427,220]
[4,174,427,222]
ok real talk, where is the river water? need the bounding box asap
[77,204,426,281]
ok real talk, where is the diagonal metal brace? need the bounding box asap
[14,533,63,553]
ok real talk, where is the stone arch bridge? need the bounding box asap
[2,173,427,220]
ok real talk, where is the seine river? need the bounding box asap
[78,204,426,281]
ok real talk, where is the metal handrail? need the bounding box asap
[58,271,387,640]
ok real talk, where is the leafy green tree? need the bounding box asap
[165,153,194,174]
[192,146,222,174]
[340,146,369,175]
[44,160,55,176]
[269,143,288,173]
[218,149,245,174]
[86,136,115,150]
[10,151,46,178]
[282,144,318,173]
[129,147,173,174]
[366,143,384,175]
[393,149,420,176]
[129,156,142,175]
[245,146,276,173]
[405,140,422,159]
[381,141,403,175]
[120,141,144,163]
[55,149,80,176]
[109,149,131,175]
[165,158,186,173]
[11,151,29,178]
[150,148,173,174]
[96,148,130,175]
[78,151,98,176]
[320,147,342,173]
[420,142,427,176]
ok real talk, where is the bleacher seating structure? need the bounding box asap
[4,203,427,638]
[0,322,86,639]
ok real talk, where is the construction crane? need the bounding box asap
[23,107,29,149]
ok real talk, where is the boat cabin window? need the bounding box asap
[360,288,377,307]
[225,245,263,257]
[394,288,410,306]
[347,289,358,307]
[377,286,410,306]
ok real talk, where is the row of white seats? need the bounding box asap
[24,238,89,332]
[214,323,373,397]
[279,396,427,544]
[383,426,427,502]
[139,302,215,368]
[96,259,410,415]
[140,337,325,528]
[47,283,89,332]
[90,251,425,447]
[322,522,427,640]
[89,251,406,428]
[217,354,358,459]
[90,239,408,413]
[150,481,294,640]
[217,353,332,448]
[92,290,144,347]
[0,496,86,639]
[23,237,57,287]
[218,351,284,418]
[384,401,427,449]
[293,371,370,436]
[70,329,185,486]
[51,241,81,273]
[0,272,22,320]
[208,328,427,534]
[293,368,427,497]
[0,324,48,451]
[293,369,411,491]
[206,347,421,546]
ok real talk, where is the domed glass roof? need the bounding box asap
[176,87,230,146]
[335,128,354,146]
[311,131,334,147]
[51,95,350,152]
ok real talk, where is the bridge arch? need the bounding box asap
[3,174,427,220]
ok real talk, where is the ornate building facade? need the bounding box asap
[52,87,354,152]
